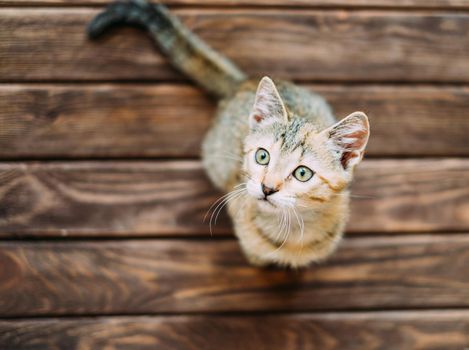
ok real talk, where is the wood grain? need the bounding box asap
[0,84,214,158]
[1,311,468,350]
[1,84,469,158]
[0,234,468,316]
[1,9,469,82]
[0,2,467,342]
[0,159,468,237]
[2,0,469,8]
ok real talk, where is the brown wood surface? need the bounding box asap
[1,9,469,82]
[0,234,468,316]
[0,159,468,237]
[1,311,468,350]
[0,1,467,347]
[2,0,469,8]
[0,84,214,159]
[1,84,469,158]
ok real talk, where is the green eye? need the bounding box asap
[255,148,270,165]
[293,166,314,182]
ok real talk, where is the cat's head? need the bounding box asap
[243,77,370,213]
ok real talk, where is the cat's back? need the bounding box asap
[275,80,336,128]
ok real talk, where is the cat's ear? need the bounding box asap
[323,111,370,170]
[249,77,288,129]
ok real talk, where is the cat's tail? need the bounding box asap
[87,0,247,99]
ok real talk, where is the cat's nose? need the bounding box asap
[261,184,278,197]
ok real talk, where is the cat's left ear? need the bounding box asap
[322,111,370,170]
[249,77,289,129]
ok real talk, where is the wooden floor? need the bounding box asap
[1,1,469,349]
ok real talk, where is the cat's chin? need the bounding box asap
[256,198,280,213]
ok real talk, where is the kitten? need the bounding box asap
[88,0,370,268]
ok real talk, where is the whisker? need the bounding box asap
[211,155,243,163]
[334,193,376,199]
[274,209,286,243]
[350,194,376,199]
[213,151,244,162]
[296,203,312,209]
[293,207,305,253]
[272,208,292,254]
[205,187,245,235]
[211,192,246,233]
[209,188,246,235]
[234,182,247,189]
[234,194,249,219]
[239,170,253,181]
[214,190,246,226]
[217,151,243,158]
[203,190,240,223]
[292,207,304,246]
[209,188,244,222]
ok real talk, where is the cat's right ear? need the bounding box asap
[249,77,288,129]
[322,111,370,171]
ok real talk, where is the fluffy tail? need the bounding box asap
[87,0,247,99]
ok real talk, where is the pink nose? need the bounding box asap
[261,184,278,197]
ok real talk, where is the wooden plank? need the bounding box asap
[1,159,468,237]
[2,0,469,8]
[0,235,468,316]
[1,84,469,158]
[0,84,214,158]
[1,9,469,82]
[1,311,468,350]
